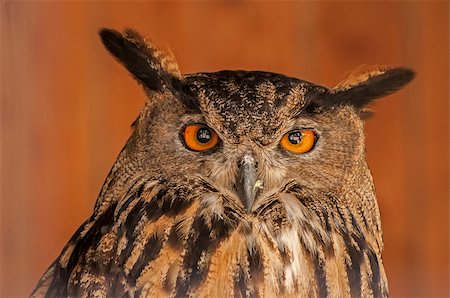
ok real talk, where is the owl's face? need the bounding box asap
[133,71,365,223]
[31,28,415,297]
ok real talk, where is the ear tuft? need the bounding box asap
[324,65,415,109]
[99,28,181,93]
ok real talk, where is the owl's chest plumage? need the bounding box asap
[39,180,386,298]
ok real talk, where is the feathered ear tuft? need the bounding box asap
[330,65,415,108]
[99,28,182,93]
[307,65,415,112]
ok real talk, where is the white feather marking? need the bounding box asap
[200,193,224,219]
[278,229,303,291]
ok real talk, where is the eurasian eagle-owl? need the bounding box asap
[32,28,414,297]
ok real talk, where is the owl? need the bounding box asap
[32,28,414,298]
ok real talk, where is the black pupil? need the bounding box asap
[288,131,303,144]
[197,127,212,143]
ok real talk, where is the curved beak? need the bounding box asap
[236,153,260,213]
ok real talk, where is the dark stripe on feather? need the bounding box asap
[128,235,164,284]
[368,250,382,298]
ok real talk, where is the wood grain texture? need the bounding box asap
[1,1,448,297]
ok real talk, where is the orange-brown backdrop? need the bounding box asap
[1,1,448,297]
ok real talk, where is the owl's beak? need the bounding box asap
[236,153,258,213]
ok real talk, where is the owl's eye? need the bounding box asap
[280,129,316,154]
[182,124,219,151]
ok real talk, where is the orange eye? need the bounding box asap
[280,129,316,154]
[183,124,219,151]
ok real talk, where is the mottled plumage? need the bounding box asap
[32,28,414,297]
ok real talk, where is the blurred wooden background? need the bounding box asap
[1,1,448,297]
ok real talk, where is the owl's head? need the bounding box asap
[100,28,414,228]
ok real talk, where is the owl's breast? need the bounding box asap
[131,193,386,298]
[40,181,387,298]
